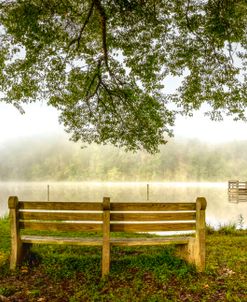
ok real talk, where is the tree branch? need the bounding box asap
[94,0,109,67]
[99,79,125,124]
[69,0,95,49]
[185,0,208,50]
[84,60,102,101]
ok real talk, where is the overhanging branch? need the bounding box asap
[94,0,108,68]
[69,0,95,49]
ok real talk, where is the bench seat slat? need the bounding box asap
[19,212,102,221]
[111,203,196,211]
[18,201,102,211]
[20,236,191,247]
[21,235,103,246]
[110,222,195,232]
[110,236,192,246]
[19,221,102,232]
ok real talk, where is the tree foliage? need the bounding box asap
[0,0,247,152]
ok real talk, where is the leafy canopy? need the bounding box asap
[0,0,247,152]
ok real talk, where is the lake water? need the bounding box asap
[0,181,246,229]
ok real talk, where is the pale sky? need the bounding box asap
[0,102,65,144]
[0,102,247,145]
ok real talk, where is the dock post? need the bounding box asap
[147,184,149,201]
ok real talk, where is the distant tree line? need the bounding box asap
[1,136,247,182]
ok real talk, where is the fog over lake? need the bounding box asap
[0,181,246,229]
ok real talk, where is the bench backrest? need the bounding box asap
[8,196,104,233]
[109,198,206,234]
[9,196,206,235]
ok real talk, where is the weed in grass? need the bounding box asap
[0,252,8,265]
[0,217,10,253]
[218,223,237,235]
[141,293,166,302]
[28,289,40,297]
[0,286,16,297]
[206,224,215,235]
[237,214,244,230]
[69,297,80,302]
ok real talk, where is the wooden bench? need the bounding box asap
[8,196,207,277]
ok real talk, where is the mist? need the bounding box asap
[0,135,247,182]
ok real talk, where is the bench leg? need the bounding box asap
[193,240,205,272]
[10,242,32,270]
[102,242,110,277]
[102,197,110,277]
[10,239,23,270]
[175,242,191,263]
[9,196,23,270]
[195,197,206,272]
[176,239,205,272]
[175,239,195,267]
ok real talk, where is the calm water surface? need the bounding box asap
[0,181,246,228]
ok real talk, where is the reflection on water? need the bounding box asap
[0,181,246,228]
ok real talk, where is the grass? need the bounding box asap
[0,217,246,302]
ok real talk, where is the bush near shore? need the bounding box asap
[0,217,246,302]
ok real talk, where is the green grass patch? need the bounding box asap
[0,217,246,301]
[0,216,10,252]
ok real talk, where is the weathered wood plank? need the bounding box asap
[110,212,196,221]
[8,196,22,270]
[19,212,102,221]
[228,180,247,189]
[110,202,196,211]
[195,197,207,272]
[102,197,110,277]
[229,189,247,194]
[21,235,103,246]
[110,237,191,246]
[21,235,190,247]
[18,201,102,211]
[110,222,195,232]
[19,221,102,232]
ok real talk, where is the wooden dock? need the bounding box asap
[228,180,247,203]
